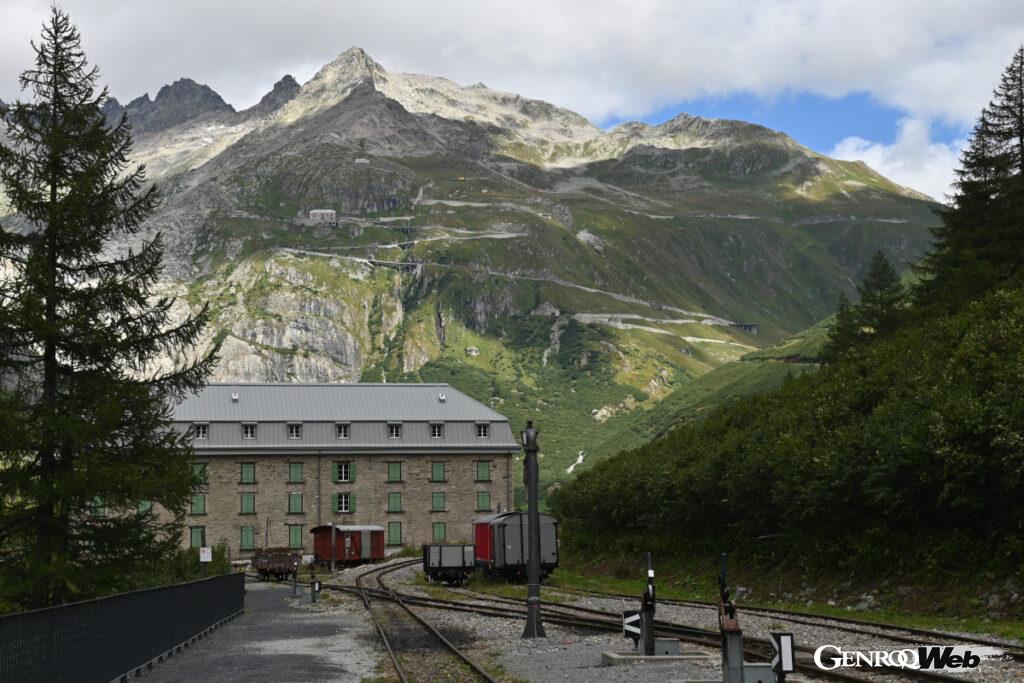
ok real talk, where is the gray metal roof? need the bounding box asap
[172,383,509,423]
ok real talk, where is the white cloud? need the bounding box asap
[830,118,966,202]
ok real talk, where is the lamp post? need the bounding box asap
[521,420,546,638]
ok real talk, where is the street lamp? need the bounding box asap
[521,420,545,638]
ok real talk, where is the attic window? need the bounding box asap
[193,423,208,440]
[476,423,489,439]
[336,423,350,439]
[388,423,402,439]
[431,423,444,439]
[288,423,302,440]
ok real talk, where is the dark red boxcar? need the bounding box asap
[473,512,559,581]
[310,524,385,565]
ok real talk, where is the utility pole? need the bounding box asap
[521,420,545,638]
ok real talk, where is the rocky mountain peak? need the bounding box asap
[242,74,300,119]
[313,46,386,86]
[120,77,234,134]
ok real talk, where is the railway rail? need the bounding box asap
[546,585,1024,662]
[325,563,1002,683]
[337,559,498,683]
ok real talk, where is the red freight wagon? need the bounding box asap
[310,524,385,566]
[473,512,559,581]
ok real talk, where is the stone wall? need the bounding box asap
[183,451,513,559]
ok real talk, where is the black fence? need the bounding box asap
[0,572,244,682]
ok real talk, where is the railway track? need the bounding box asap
[547,585,1024,663]
[336,559,498,683]
[334,566,992,683]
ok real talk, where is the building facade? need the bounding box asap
[170,383,518,560]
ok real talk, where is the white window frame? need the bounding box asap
[337,492,350,513]
[431,423,444,439]
[337,462,350,483]
[476,423,489,439]
[193,423,208,440]
[388,423,401,439]
[336,423,350,439]
[242,423,256,440]
[288,423,302,440]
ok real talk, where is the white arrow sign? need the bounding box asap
[771,632,795,673]
[623,612,641,636]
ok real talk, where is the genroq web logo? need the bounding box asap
[813,645,1004,671]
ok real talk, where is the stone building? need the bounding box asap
[170,383,517,560]
[308,209,337,224]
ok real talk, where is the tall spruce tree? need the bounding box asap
[820,252,906,362]
[916,47,1024,308]
[856,251,907,336]
[0,9,216,609]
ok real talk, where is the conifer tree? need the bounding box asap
[0,8,216,609]
[819,292,859,364]
[856,251,907,336]
[916,46,1024,307]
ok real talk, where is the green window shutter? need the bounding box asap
[240,463,255,484]
[331,461,339,482]
[349,492,356,513]
[433,522,446,542]
[432,462,445,481]
[349,462,357,483]
[387,521,401,545]
[192,463,207,483]
[288,462,303,483]
[240,526,254,551]
[191,494,206,515]
[288,525,303,549]
[190,526,204,548]
[477,491,491,511]
[241,493,255,514]
[387,462,401,482]
[288,492,303,513]
[331,492,339,513]
[432,492,445,511]
[388,492,402,512]
[476,461,491,481]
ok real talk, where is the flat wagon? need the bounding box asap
[473,512,559,582]
[310,524,385,566]
[422,544,475,585]
[253,547,302,580]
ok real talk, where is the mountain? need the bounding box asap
[0,47,940,485]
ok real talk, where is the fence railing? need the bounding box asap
[0,572,245,682]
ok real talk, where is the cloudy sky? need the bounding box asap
[3,1,1024,200]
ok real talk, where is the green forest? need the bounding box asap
[553,48,1024,590]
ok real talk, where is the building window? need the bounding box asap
[431,492,446,511]
[242,423,256,440]
[240,526,255,551]
[387,492,403,513]
[288,423,302,440]
[190,526,205,549]
[333,492,352,513]
[288,524,303,549]
[475,461,491,482]
[476,491,491,511]
[388,423,402,439]
[288,462,303,483]
[192,463,208,483]
[193,423,208,440]
[386,462,402,483]
[476,423,489,439]
[138,500,153,515]
[432,522,446,543]
[332,461,353,483]
[431,423,444,439]
[288,492,303,514]
[240,463,256,484]
[191,494,206,515]
[336,423,350,439]
[240,493,256,515]
[90,496,105,518]
[387,521,402,546]
[431,462,445,482]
